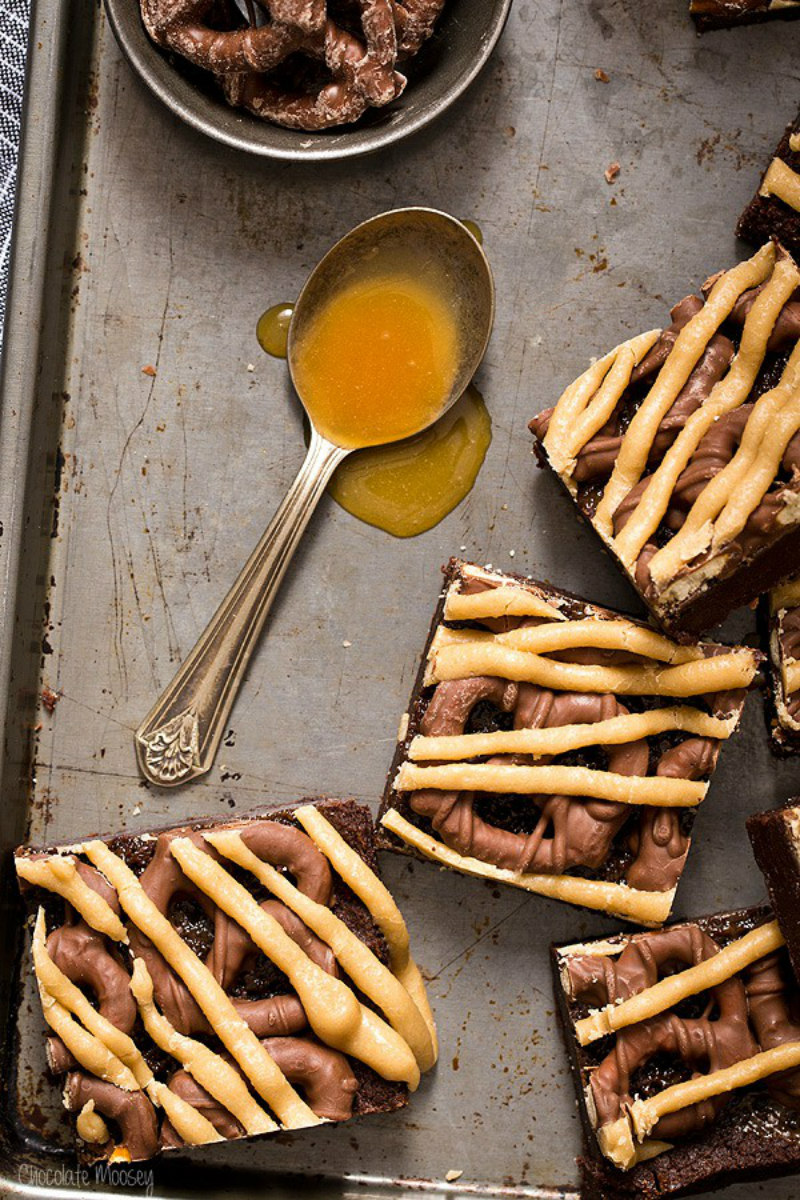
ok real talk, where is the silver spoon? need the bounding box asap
[135,207,494,787]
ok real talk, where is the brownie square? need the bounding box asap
[529,241,800,640]
[738,111,800,259]
[14,797,437,1162]
[763,576,800,752]
[553,906,800,1199]
[378,559,760,926]
[690,0,800,30]
[749,800,800,978]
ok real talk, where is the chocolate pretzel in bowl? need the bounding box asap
[139,0,446,131]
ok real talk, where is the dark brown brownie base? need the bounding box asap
[748,802,800,985]
[18,797,407,1157]
[552,905,800,1200]
[533,438,800,642]
[691,2,800,30]
[738,113,800,257]
[759,599,800,756]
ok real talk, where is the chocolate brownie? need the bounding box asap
[553,906,800,1199]
[690,0,800,30]
[738,111,800,259]
[762,576,800,752]
[378,559,760,926]
[14,797,437,1162]
[749,800,800,980]
[529,241,800,640]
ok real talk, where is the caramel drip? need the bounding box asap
[81,840,319,1130]
[205,828,435,1072]
[169,837,420,1089]
[542,330,662,475]
[444,583,567,623]
[408,707,736,762]
[568,920,784,1045]
[16,856,127,942]
[594,244,776,535]
[760,157,800,212]
[396,761,706,806]
[611,251,800,568]
[426,640,758,696]
[380,810,674,926]
[129,959,277,1136]
[294,804,438,1060]
[649,338,800,584]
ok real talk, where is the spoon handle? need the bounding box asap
[135,428,350,787]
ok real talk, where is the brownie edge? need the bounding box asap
[748,802,800,980]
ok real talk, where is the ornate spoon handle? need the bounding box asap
[135,428,350,787]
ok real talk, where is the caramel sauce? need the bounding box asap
[460,219,483,245]
[291,270,460,450]
[327,384,491,538]
[257,303,295,358]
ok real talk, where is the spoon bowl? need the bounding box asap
[288,208,494,447]
[135,209,494,787]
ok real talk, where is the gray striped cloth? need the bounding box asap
[0,0,30,355]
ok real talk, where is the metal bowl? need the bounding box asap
[104,1,514,162]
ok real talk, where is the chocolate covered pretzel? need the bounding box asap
[140,0,445,131]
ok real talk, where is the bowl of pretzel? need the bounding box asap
[104,1,514,160]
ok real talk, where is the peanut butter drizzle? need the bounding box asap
[168,837,420,1089]
[409,707,736,762]
[549,332,664,478]
[396,761,706,806]
[593,243,776,535]
[294,804,438,1059]
[148,1082,224,1147]
[542,330,662,476]
[649,337,800,583]
[82,840,319,1130]
[760,157,800,212]
[76,1100,110,1145]
[427,640,758,696]
[16,856,128,942]
[784,659,800,696]
[32,911,146,1086]
[772,575,800,611]
[129,959,277,1136]
[611,251,800,568]
[444,584,567,623]
[568,920,785,1046]
[494,619,706,663]
[630,1043,800,1142]
[205,828,435,1072]
[32,911,241,1149]
[380,809,674,926]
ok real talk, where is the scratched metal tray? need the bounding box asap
[1,1,800,1197]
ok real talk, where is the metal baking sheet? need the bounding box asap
[1,1,799,1196]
